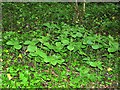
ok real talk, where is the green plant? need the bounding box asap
[2,2,119,88]
[6,38,22,50]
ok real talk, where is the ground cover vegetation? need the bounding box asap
[1,2,120,88]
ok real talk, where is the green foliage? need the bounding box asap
[2,2,119,88]
[6,38,22,50]
[2,22,119,88]
[108,35,119,52]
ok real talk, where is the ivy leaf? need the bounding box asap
[27,45,37,52]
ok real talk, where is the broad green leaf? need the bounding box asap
[87,74,97,82]
[43,42,53,49]
[6,40,14,45]
[51,60,57,66]
[79,27,85,32]
[67,45,74,51]
[43,23,51,28]
[82,57,90,61]
[97,61,103,70]
[108,48,116,52]
[103,53,114,58]
[41,36,49,43]
[27,45,37,52]
[29,52,38,56]
[76,32,82,37]
[92,45,100,49]
[51,23,59,29]
[57,59,65,64]
[114,42,119,49]
[108,35,114,40]
[44,56,57,65]
[61,39,69,45]
[14,44,22,50]
[79,49,87,56]
[87,61,102,70]
[44,57,50,63]
[22,78,28,83]
[87,62,97,67]
[31,39,39,45]
[75,42,86,49]
[36,49,47,58]
[108,42,119,52]
[53,54,62,59]
[24,39,39,45]
[83,68,90,74]
[98,66,103,70]
[87,40,93,44]
[81,45,86,48]
[54,48,59,52]
[55,42,63,52]
[42,46,50,51]
[19,73,24,80]
[83,37,94,45]
[24,40,31,45]
[55,42,62,47]
[71,34,77,38]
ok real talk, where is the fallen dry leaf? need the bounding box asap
[7,74,12,80]
[107,67,112,72]
[0,58,3,62]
